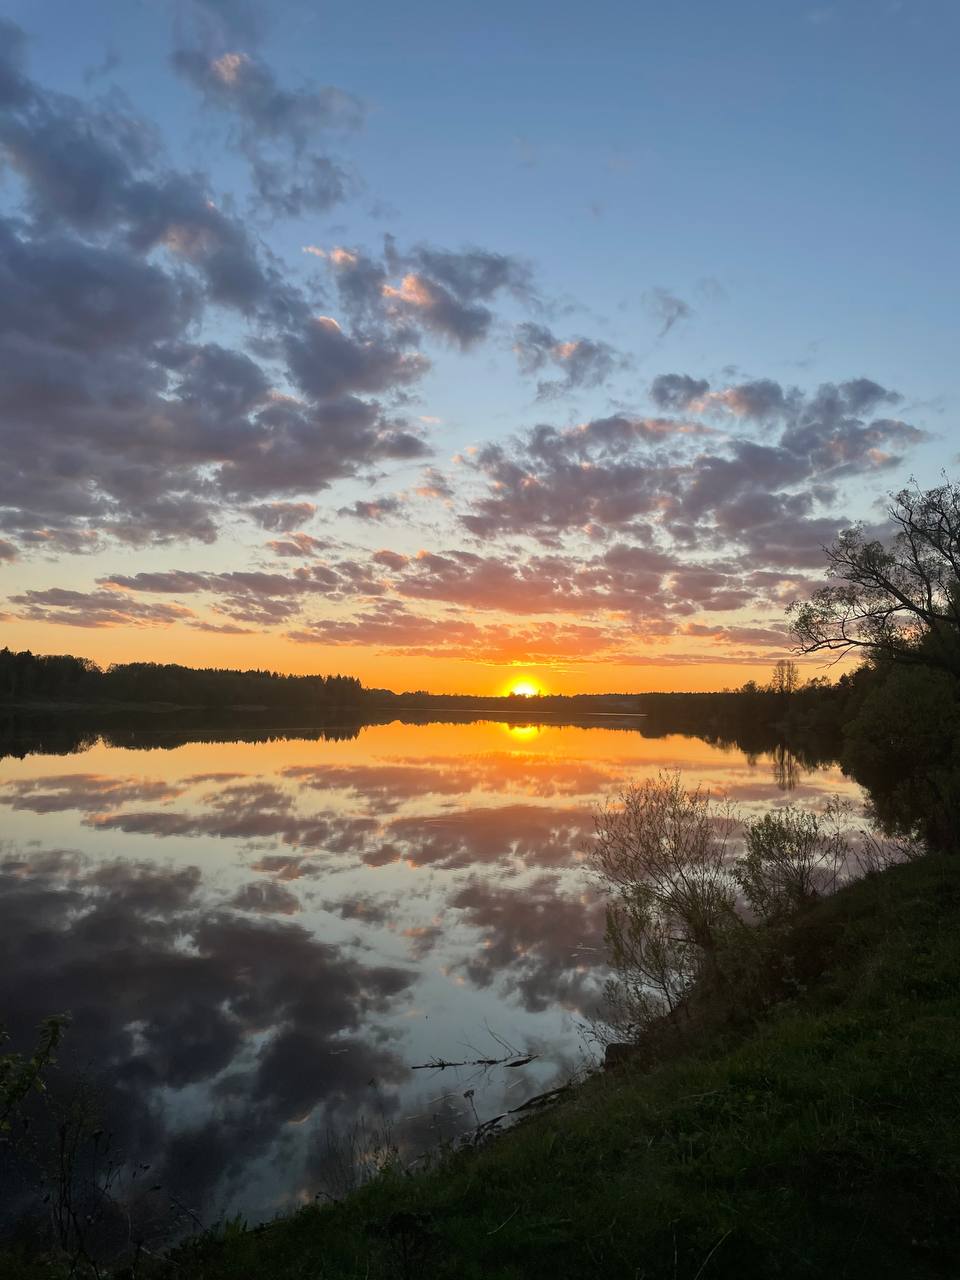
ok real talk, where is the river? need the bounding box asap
[0,715,861,1233]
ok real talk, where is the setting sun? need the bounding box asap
[508,679,542,697]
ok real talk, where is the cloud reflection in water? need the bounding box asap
[0,718,862,1223]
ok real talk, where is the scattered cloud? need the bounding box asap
[513,322,625,397]
[643,287,693,338]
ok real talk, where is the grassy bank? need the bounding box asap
[8,851,960,1279]
[164,853,960,1277]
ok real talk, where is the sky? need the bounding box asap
[0,0,957,694]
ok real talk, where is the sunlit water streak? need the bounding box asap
[0,717,861,1226]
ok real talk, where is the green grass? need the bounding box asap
[11,853,960,1278]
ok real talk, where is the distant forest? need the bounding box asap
[0,647,365,711]
[0,644,864,743]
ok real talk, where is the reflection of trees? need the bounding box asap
[0,713,366,764]
[771,743,801,792]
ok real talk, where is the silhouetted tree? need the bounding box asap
[768,659,800,695]
[790,481,960,675]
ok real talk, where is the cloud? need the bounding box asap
[707,378,791,420]
[643,287,693,337]
[283,316,428,400]
[0,772,181,813]
[230,880,301,915]
[513,322,624,397]
[394,241,534,304]
[12,555,384,630]
[0,18,31,108]
[0,847,413,1219]
[171,50,364,146]
[415,467,455,501]
[336,496,404,521]
[0,34,439,553]
[286,753,618,806]
[382,273,492,348]
[247,501,317,531]
[649,373,709,412]
[9,588,195,628]
[370,804,594,871]
[290,600,666,665]
[449,874,606,1014]
[267,532,328,558]
[319,239,534,349]
[171,46,363,217]
[460,375,925,559]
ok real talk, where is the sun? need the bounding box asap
[504,723,542,742]
[508,679,541,697]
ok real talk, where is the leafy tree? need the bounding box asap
[843,662,960,847]
[790,481,960,676]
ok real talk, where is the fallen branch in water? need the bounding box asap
[410,1052,539,1071]
[466,1083,575,1145]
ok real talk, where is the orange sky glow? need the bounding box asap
[0,615,837,695]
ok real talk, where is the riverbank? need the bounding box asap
[11,847,954,1279]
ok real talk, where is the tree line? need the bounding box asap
[0,649,364,710]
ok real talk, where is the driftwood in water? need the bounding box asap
[410,1052,538,1071]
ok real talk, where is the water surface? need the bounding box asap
[0,716,860,1226]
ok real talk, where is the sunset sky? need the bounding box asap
[0,0,957,693]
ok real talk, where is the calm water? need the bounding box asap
[0,717,861,1227]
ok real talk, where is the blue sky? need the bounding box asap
[0,0,956,690]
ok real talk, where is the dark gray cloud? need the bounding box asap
[460,420,680,542]
[513,322,623,397]
[248,151,354,217]
[650,373,709,411]
[384,272,492,348]
[449,874,606,1015]
[230,879,301,914]
[309,238,537,352]
[14,553,402,631]
[0,18,31,108]
[461,376,925,563]
[217,397,429,500]
[713,377,791,420]
[171,49,364,146]
[0,29,438,553]
[336,496,404,522]
[0,77,284,316]
[396,242,533,303]
[377,239,534,348]
[284,316,427,400]
[170,45,363,217]
[0,848,412,1222]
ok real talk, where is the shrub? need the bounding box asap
[734,804,845,923]
[590,773,741,1040]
